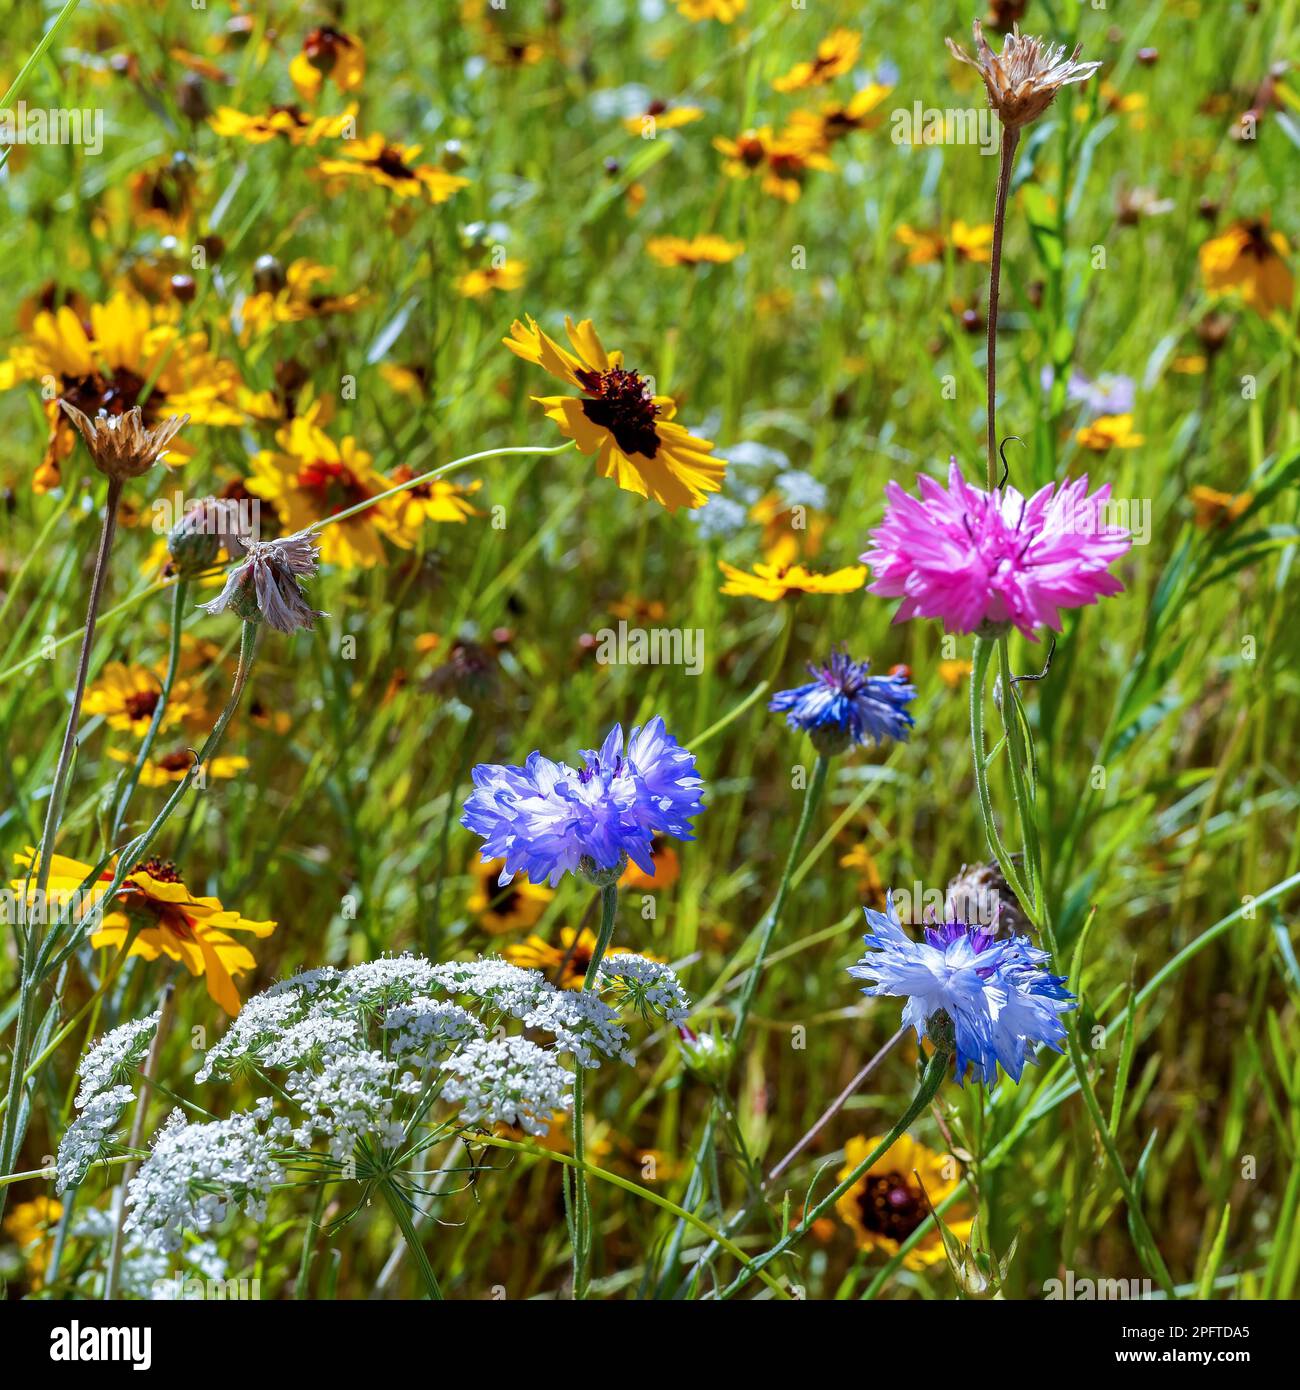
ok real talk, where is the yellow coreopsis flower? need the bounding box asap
[783,83,893,150]
[384,463,483,538]
[0,291,245,491]
[718,558,867,600]
[714,126,834,202]
[245,418,408,568]
[455,259,528,298]
[618,834,681,891]
[106,746,249,787]
[468,857,554,934]
[835,1134,973,1269]
[315,134,469,204]
[84,662,197,736]
[673,0,745,21]
[237,259,367,342]
[1190,485,1252,530]
[896,220,994,265]
[621,101,705,136]
[11,852,274,1016]
[772,29,861,93]
[1075,413,1144,451]
[1199,219,1294,317]
[646,235,744,267]
[504,315,727,512]
[4,1196,62,1287]
[290,26,366,102]
[505,928,657,990]
[209,103,357,147]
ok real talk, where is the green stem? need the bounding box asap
[379,1180,442,1299]
[571,880,618,1298]
[968,636,1032,907]
[730,752,829,1048]
[986,126,1019,491]
[716,1047,951,1299]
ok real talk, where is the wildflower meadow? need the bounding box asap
[1,0,1297,1344]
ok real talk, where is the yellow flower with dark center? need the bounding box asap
[835,1133,973,1269]
[619,835,681,891]
[622,100,705,136]
[1199,219,1293,317]
[245,418,408,568]
[1075,413,1144,451]
[718,558,867,600]
[290,26,366,102]
[468,857,554,934]
[84,661,197,735]
[1190,485,1252,530]
[455,259,528,298]
[11,852,274,1016]
[750,489,826,568]
[0,291,245,492]
[385,464,483,535]
[783,84,893,150]
[674,0,745,20]
[237,259,367,342]
[129,156,197,233]
[106,747,249,787]
[316,134,469,203]
[505,928,657,990]
[714,126,834,203]
[646,235,744,268]
[505,315,727,512]
[772,29,861,93]
[209,103,357,146]
[896,220,994,265]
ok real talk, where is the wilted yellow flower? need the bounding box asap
[237,259,366,341]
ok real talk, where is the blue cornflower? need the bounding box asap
[769,649,916,754]
[848,893,1075,1087]
[461,716,704,888]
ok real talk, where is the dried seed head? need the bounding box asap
[201,531,325,634]
[167,497,253,578]
[945,858,1028,936]
[946,20,1101,131]
[59,402,189,482]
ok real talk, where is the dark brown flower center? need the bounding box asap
[856,1171,926,1243]
[140,857,182,883]
[61,367,150,420]
[576,367,660,458]
[304,25,349,73]
[372,147,416,181]
[124,688,160,722]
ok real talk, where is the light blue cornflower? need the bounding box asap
[461,717,703,887]
[848,893,1075,1087]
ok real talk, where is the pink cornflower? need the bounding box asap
[861,462,1131,640]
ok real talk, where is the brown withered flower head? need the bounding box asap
[59,401,189,482]
[201,531,325,634]
[945,857,1028,936]
[167,497,255,579]
[946,21,1101,131]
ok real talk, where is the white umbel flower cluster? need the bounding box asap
[439,1036,572,1136]
[56,1009,161,1191]
[599,955,692,1024]
[124,1110,280,1253]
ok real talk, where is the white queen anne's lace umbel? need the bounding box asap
[599,954,692,1024]
[439,1036,572,1136]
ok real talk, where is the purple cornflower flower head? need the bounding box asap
[769,649,916,755]
[848,892,1074,1087]
[461,716,704,888]
[201,531,325,633]
[861,461,1131,641]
